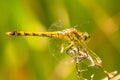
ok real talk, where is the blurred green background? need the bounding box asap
[1,0,120,80]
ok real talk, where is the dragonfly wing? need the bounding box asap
[48,38,70,62]
[48,21,72,61]
[87,47,102,65]
[48,20,66,31]
[80,41,102,65]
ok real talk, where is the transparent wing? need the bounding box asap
[49,38,70,61]
[48,20,71,62]
[81,41,102,65]
[48,20,66,31]
[87,47,102,65]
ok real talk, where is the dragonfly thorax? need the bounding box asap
[60,28,90,42]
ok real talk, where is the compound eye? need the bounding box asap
[84,36,88,41]
[82,32,90,41]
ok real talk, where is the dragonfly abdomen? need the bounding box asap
[6,31,66,39]
[6,31,40,36]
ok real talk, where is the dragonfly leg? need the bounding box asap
[64,42,76,57]
[60,41,74,54]
[65,42,74,51]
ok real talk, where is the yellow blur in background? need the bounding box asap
[1,0,120,80]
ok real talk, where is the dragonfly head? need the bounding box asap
[82,32,91,42]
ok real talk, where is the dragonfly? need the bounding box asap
[6,26,113,79]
